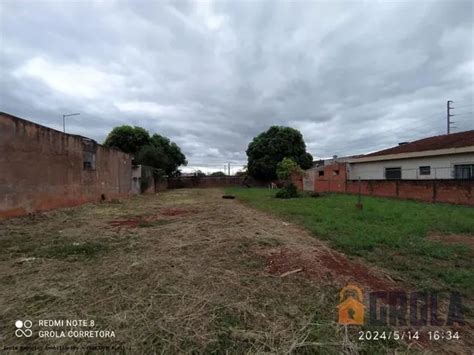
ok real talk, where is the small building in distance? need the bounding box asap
[303,155,357,192]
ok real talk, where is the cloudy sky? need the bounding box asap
[1,0,473,173]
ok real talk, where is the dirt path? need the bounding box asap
[0,188,466,353]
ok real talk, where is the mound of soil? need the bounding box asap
[262,247,398,291]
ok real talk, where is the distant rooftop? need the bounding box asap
[364,130,474,158]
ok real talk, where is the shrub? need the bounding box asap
[275,183,299,199]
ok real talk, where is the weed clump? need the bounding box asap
[275,183,299,199]
[34,242,108,259]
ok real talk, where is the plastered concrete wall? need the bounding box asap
[302,170,315,191]
[0,112,133,218]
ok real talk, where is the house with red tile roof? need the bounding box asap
[346,130,474,180]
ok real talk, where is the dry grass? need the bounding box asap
[0,189,429,353]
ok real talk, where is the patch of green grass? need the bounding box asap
[226,188,474,295]
[34,242,108,259]
[138,219,170,228]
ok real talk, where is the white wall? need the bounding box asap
[348,153,474,180]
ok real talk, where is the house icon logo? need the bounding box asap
[337,285,365,325]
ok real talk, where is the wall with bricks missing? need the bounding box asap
[0,112,133,218]
[296,162,474,205]
[313,163,347,193]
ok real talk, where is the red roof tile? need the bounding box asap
[365,130,474,157]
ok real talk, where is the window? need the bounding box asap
[318,170,324,177]
[454,164,474,180]
[385,167,401,180]
[83,151,96,170]
[333,170,340,176]
[82,138,97,170]
[419,166,431,175]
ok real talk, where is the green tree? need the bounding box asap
[276,157,301,181]
[149,134,187,176]
[104,126,187,176]
[246,126,313,180]
[135,145,168,171]
[103,125,151,155]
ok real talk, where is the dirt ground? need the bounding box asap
[0,189,470,353]
[427,233,474,250]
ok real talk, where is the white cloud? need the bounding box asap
[114,100,183,116]
[13,57,123,100]
[1,0,473,168]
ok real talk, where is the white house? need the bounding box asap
[347,130,474,180]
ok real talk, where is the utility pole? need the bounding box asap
[228,162,231,176]
[62,112,80,133]
[447,100,454,134]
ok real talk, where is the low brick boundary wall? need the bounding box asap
[293,167,474,205]
[345,180,473,206]
[168,176,245,189]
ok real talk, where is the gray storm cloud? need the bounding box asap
[1,0,472,172]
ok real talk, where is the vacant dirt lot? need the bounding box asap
[0,189,469,353]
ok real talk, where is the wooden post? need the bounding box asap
[356,177,363,210]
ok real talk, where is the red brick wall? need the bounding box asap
[0,112,133,218]
[313,163,347,192]
[397,180,434,201]
[436,180,473,205]
[290,172,304,190]
[168,176,246,189]
[344,180,473,206]
[308,161,473,205]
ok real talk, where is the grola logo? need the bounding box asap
[337,285,465,326]
[337,285,365,325]
[15,320,33,337]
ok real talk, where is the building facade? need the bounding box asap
[347,131,474,181]
[301,131,474,205]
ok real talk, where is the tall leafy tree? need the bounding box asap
[149,134,187,176]
[103,125,151,155]
[104,125,187,176]
[246,126,313,180]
